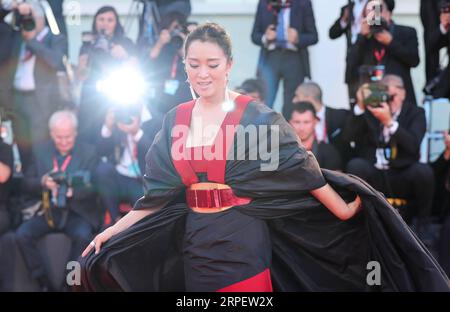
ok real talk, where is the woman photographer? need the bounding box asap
[76,6,137,144]
[145,12,193,116]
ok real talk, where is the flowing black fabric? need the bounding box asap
[79,102,449,291]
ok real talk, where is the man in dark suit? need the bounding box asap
[293,81,352,165]
[0,2,67,172]
[15,110,100,291]
[289,102,343,171]
[329,0,368,106]
[421,0,442,84]
[346,0,420,106]
[345,75,433,231]
[0,137,13,235]
[251,0,318,119]
[433,132,450,276]
[427,1,450,99]
[95,105,162,225]
[329,0,369,48]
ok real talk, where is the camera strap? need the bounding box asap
[51,154,72,229]
[170,54,179,79]
[52,154,72,172]
[42,190,55,229]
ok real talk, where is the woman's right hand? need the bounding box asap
[81,226,117,257]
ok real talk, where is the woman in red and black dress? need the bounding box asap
[80,23,449,292]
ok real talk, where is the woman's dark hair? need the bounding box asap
[184,23,233,61]
[91,6,124,38]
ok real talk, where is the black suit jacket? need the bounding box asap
[23,140,100,228]
[325,107,352,163]
[311,140,343,171]
[329,3,355,47]
[346,23,420,106]
[420,0,441,82]
[431,152,450,215]
[428,26,450,98]
[343,103,426,169]
[0,26,67,116]
[97,118,163,175]
[251,0,318,80]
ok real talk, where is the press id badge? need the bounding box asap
[375,148,390,170]
[164,79,180,95]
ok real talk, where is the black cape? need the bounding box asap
[80,102,449,291]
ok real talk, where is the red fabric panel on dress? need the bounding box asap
[172,100,199,186]
[216,268,273,292]
[172,95,253,185]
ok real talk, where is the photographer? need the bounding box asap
[347,0,420,106]
[434,132,450,276]
[0,136,13,235]
[0,7,13,120]
[0,1,67,171]
[77,6,137,144]
[145,12,192,115]
[95,103,161,226]
[344,75,434,236]
[329,0,368,105]
[426,0,450,99]
[15,110,99,291]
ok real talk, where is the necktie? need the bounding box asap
[276,9,286,49]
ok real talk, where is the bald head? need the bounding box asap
[293,82,323,112]
[381,74,404,88]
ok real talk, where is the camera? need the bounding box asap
[96,65,147,124]
[81,30,113,53]
[48,171,91,208]
[169,25,187,50]
[370,18,390,35]
[93,30,113,53]
[114,104,140,125]
[1,0,37,31]
[360,82,391,108]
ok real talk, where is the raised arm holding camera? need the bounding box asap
[145,12,192,115]
[15,110,100,291]
[347,0,420,106]
[344,75,434,238]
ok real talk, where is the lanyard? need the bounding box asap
[170,54,179,79]
[52,155,72,172]
[374,48,386,64]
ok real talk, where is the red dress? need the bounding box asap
[172,95,273,292]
